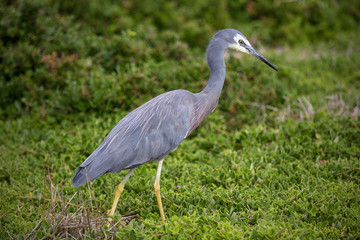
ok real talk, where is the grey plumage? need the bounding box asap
[72,29,277,188]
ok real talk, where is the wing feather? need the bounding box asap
[72,90,196,187]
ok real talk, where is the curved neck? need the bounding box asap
[201,41,226,96]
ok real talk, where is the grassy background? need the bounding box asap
[1,0,360,238]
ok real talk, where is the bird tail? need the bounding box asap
[72,167,90,187]
[72,158,109,187]
[72,149,135,187]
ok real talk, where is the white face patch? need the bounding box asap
[233,34,251,46]
[229,34,252,54]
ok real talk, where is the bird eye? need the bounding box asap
[238,39,245,45]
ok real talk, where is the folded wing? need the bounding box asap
[72,90,195,187]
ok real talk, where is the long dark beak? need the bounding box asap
[246,46,278,71]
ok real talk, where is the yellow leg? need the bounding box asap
[154,159,165,220]
[109,168,135,216]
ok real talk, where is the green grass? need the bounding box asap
[1,0,360,239]
[2,110,359,238]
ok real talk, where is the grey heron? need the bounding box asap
[72,29,277,220]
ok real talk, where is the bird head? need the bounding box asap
[214,29,278,71]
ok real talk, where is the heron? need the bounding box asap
[72,29,277,220]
